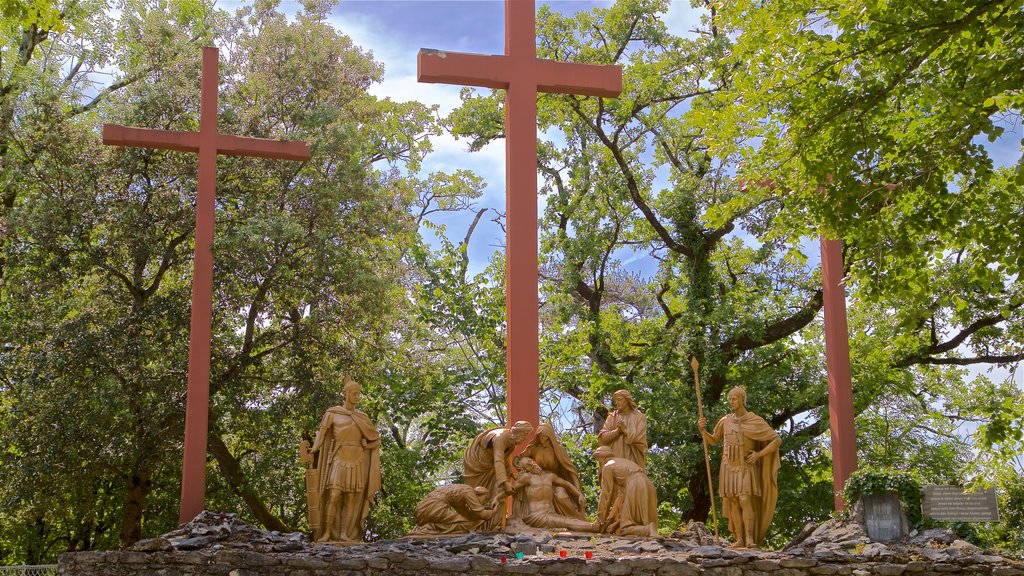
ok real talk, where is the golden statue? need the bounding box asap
[597,389,648,468]
[410,484,499,535]
[508,457,598,533]
[698,386,781,549]
[304,376,382,542]
[461,420,533,530]
[519,422,586,520]
[593,445,659,537]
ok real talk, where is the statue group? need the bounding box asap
[301,382,780,548]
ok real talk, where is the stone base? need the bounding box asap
[56,512,1024,576]
[58,535,1024,576]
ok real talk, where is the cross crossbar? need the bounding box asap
[103,125,310,160]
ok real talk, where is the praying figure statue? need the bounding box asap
[698,386,781,549]
[508,457,598,533]
[593,446,659,537]
[307,376,381,542]
[462,420,534,530]
[410,484,498,535]
[598,389,648,468]
[519,422,587,520]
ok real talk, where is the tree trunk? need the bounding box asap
[684,468,713,525]
[208,429,292,533]
[26,514,47,565]
[119,470,152,547]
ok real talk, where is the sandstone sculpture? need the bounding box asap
[508,457,597,533]
[411,484,498,535]
[306,376,381,542]
[597,389,648,468]
[519,422,587,519]
[594,445,659,537]
[698,386,781,549]
[462,420,534,530]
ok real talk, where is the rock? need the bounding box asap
[131,537,173,552]
[909,528,956,546]
[658,564,701,576]
[780,557,819,568]
[917,547,951,562]
[970,555,1007,564]
[170,535,217,550]
[861,543,891,559]
[785,522,820,551]
[638,540,666,553]
[947,540,982,556]
[875,563,906,576]
[805,519,870,550]
[691,545,725,558]
[671,521,715,545]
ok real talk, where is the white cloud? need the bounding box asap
[664,0,707,39]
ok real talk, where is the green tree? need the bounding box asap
[446,0,1022,544]
[0,0,470,560]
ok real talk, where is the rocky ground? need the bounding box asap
[57,510,1024,576]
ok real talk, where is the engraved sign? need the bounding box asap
[922,485,999,522]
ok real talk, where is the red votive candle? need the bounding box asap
[585,551,593,559]
[560,550,567,558]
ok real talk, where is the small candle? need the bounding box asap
[500,556,507,563]
[585,551,593,559]
[515,551,524,560]
[559,550,567,558]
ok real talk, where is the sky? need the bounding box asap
[302,1,1024,280]
[318,0,1021,382]
[318,0,706,276]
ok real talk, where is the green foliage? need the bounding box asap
[844,467,924,528]
[2,0,1022,562]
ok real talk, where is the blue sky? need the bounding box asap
[319,1,705,276]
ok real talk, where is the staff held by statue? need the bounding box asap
[691,356,720,545]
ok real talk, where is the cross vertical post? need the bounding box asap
[418,0,622,430]
[820,236,858,510]
[102,46,310,524]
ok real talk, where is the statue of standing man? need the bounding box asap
[462,420,533,530]
[698,386,781,549]
[598,389,647,468]
[309,376,382,542]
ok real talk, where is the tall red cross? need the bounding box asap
[742,180,858,510]
[418,1,621,431]
[103,47,310,524]
[820,236,858,509]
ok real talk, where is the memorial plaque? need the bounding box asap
[922,485,1000,522]
[862,492,909,542]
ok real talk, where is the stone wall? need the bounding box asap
[58,535,1024,576]
[56,512,1024,576]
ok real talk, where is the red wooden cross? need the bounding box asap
[418,1,621,431]
[820,236,858,509]
[741,180,858,510]
[103,47,310,524]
